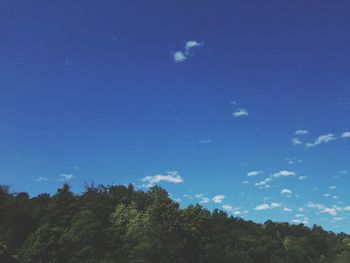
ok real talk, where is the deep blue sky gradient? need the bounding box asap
[1,0,350,232]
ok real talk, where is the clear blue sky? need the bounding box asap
[1,0,350,232]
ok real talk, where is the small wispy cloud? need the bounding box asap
[185,40,203,50]
[295,130,309,136]
[233,108,248,118]
[142,170,183,187]
[255,177,272,189]
[281,188,292,196]
[291,219,309,224]
[200,139,212,144]
[173,51,187,62]
[37,177,49,182]
[341,132,350,138]
[195,194,210,204]
[321,207,337,216]
[298,176,307,180]
[332,217,344,222]
[58,173,75,181]
[173,40,203,63]
[286,157,303,165]
[222,205,248,215]
[273,170,296,178]
[291,130,308,146]
[255,202,281,211]
[255,204,270,211]
[270,202,281,208]
[247,171,262,177]
[212,195,225,204]
[291,138,302,146]
[306,134,336,148]
[306,202,343,216]
[291,214,309,224]
[222,205,233,211]
[254,170,296,189]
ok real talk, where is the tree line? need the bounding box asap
[0,183,350,263]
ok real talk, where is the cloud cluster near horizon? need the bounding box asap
[58,173,75,181]
[142,170,184,187]
[255,202,281,211]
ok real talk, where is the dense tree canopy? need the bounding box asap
[0,183,349,263]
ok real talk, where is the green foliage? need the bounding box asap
[0,183,349,263]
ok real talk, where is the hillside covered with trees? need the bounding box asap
[0,183,350,263]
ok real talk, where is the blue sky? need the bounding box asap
[1,0,350,232]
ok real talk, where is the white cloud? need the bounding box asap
[298,176,307,180]
[295,214,305,218]
[292,219,309,224]
[58,173,74,181]
[255,177,272,188]
[173,40,203,63]
[292,214,309,224]
[343,206,350,212]
[341,132,350,138]
[195,194,210,204]
[329,186,337,190]
[286,157,303,164]
[283,207,293,212]
[306,202,339,216]
[173,51,187,62]
[233,108,249,117]
[321,207,337,216]
[281,188,292,196]
[295,129,309,136]
[255,202,281,211]
[306,134,336,147]
[291,138,302,146]
[199,197,210,204]
[212,195,225,204]
[242,180,249,184]
[273,170,296,178]
[185,40,203,50]
[332,217,343,222]
[222,205,248,216]
[142,171,183,187]
[200,139,212,144]
[222,205,233,211]
[306,202,325,210]
[37,177,49,182]
[270,202,281,208]
[247,171,262,177]
[255,204,270,210]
